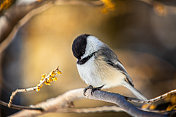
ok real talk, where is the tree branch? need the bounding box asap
[125,89,176,104]
[0,0,103,54]
[1,0,176,54]
[10,88,168,117]
[57,106,124,113]
[0,100,43,111]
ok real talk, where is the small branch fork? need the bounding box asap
[8,89,27,108]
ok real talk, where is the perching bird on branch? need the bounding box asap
[72,34,147,101]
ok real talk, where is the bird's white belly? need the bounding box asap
[77,57,126,88]
[77,57,104,87]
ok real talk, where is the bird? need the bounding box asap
[72,34,147,101]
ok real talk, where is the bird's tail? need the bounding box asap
[123,81,147,101]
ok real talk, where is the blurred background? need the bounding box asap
[0,0,176,116]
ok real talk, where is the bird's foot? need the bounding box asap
[83,85,93,96]
[83,85,104,96]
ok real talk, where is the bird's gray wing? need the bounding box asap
[95,46,134,87]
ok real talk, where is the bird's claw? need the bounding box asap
[83,85,93,96]
[83,85,104,96]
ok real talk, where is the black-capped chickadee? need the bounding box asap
[72,34,147,101]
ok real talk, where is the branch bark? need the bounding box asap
[10,88,168,117]
[0,100,43,111]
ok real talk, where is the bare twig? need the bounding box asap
[10,88,168,117]
[138,0,176,16]
[138,0,153,5]
[146,89,176,103]
[126,89,176,104]
[8,89,27,108]
[8,66,61,107]
[138,0,176,6]
[0,100,43,111]
[0,2,48,53]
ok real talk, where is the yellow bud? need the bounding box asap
[37,84,43,88]
[36,87,40,92]
[171,95,176,104]
[42,74,46,78]
[57,70,62,75]
[49,78,53,82]
[101,0,115,14]
[166,105,176,111]
[51,71,56,76]
[46,78,50,82]
[45,81,51,85]
[53,77,58,81]
[149,105,156,110]
[142,104,150,109]
[40,77,44,82]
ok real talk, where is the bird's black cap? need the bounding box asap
[72,34,90,59]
